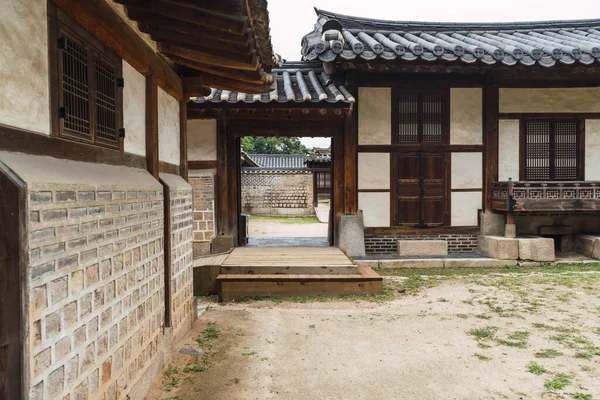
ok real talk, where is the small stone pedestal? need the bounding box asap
[338,212,366,257]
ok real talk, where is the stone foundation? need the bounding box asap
[241,172,314,216]
[364,234,478,254]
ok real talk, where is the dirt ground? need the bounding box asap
[248,216,328,237]
[148,268,600,400]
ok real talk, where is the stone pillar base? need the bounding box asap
[505,223,517,238]
[338,212,366,257]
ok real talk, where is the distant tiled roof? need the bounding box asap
[248,154,307,169]
[306,149,331,166]
[192,62,355,105]
[301,9,600,67]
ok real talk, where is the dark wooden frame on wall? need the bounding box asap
[517,116,586,181]
[48,4,124,151]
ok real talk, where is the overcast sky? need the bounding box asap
[268,0,600,148]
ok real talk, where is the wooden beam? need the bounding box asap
[483,77,499,212]
[141,26,251,56]
[365,226,480,235]
[228,120,342,138]
[215,118,229,235]
[154,0,245,16]
[146,76,159,179]
[0,124,146,169]
[190,73,273,94]
[182,77,210,98]
[119,0,248,35]
[357,144,484,153]
[188,160,217,170]
[160,42,258,71]
[169,56,266,84]
[180,99,188,180]
[52,0,182,101]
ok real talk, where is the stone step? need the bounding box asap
[573,235,600,259]
[397,240,448,256]
[478,235,555,261]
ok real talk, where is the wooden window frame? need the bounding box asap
[391,87,450,145]
[519,116,585,181]
[49,5,124,151]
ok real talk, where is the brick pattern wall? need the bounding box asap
[167,186,194,341]
[241,172,313,215]
[365,234,479,254]
[27,185,165,400]
[189,175,214,242]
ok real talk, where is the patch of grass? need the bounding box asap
[527,361,549,375]
[475,314,491,319]
[468,326,499,340]
[497,330,529,348]
[473,353,492,361]
[569,394,592,400]
[196,323,220,349]
[544,373,570,390]
[535,349,563,359]
[241,351,257,356]
[249,215,320,224]
[574,351,593,360]
[165,364,180,391]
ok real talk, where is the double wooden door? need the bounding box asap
[393,153,447,227]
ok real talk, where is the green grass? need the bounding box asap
[497,330,530,348]
[574,351,593,360]
[527,361,549,375]
[468,326,499,340]
[473,353,492,361]
[196,323,221,350]
[249,215,321,224]
[535,348,564,359]
[544,373,571,390]
[570,393,593,400]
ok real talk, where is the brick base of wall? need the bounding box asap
[365,234,479,254]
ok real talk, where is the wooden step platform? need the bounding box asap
[221,247,358,275]
[217,247,382,301]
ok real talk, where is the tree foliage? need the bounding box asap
[241,137,308,154]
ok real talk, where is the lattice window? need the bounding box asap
[523,120,580,181]
[396,90,447,144]
[57,23,121,149]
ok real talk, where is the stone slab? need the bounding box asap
[573,235,600,259]
[338,212,366,257]
[478,235,519,260]
[480,212,505,236]
[518,236,556,262]
[211,235,234,254]
[377,259,445,269]
[397,240,448,256]
[444,259,517,268]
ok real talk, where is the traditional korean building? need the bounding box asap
[188,9,600,261]
[0,1,275,399]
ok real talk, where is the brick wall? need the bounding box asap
[189,173,214,257]
[241,172,314,216]
[364,234,479,254]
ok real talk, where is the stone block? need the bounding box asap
[378,259,445,269]
[478,235,519,260]
[444,258,517,268]
[338,212,366,257]
[504,223,516,238]
[193,241,211,258]
[480,212,505,236]
[397,240,447,256]
[518,236,555,262]
[211,235,234,254]
[574,235,600,259]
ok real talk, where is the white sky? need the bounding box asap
[269,0,600,148]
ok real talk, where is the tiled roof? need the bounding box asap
[306,149,331,166]
[192,62,355,104]
[247,154,307,169]
[301,9,600,67]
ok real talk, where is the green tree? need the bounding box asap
[241,137,308,154]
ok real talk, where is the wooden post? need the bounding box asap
[483,75,499,212]
[343,109,357,214]
[215,118,229,236]
[179,98,188,180]
[332,130,345,245]
[226,133,239,243]
[145,76,159,179]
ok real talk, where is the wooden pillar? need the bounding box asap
[483,76,499,212]
[332,129,345,245]
[179,98,188,180]
[215,118,229,236]
[145,75,159,179]
[226,133,239,243]
[343,110,357,214]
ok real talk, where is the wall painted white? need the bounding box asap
[188,119,217,161]
[0,0,50,134]
[451,191,481,227]
[500,88,600,113]
[358,152,390,190]
[158,88,180,165]
[450,88,482,145]
[585,120,600,180]
[358,192,390,227]
[358,87,391,145]
[451,152,482,189]
[499,120,520,181]
[122,61,146,156]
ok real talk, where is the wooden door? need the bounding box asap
[394,153,447,227]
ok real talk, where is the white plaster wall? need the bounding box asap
[585,120,600,180]
[451,191,481,226]
[158,88,180,165]
[358,153,390,190]
[358,87,391,145]
[450,88,482,144]
[0,0,50,134]
[359,192,390,227]
[123,61,146,156]
[500,88,600,113]
[451,153,482,189]
[499,120,520,181]
[188,119,217,161]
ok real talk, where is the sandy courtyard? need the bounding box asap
[148,269,600,400]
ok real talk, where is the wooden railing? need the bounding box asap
[490,180,600,212]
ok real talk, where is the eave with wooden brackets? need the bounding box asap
[490,180,600,212]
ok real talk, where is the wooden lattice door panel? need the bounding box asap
[522,119,581,181]
[395,90,448,144]
[94,58,119,145]
[394,153,447,227]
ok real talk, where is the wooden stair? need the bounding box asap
[216,247,383,301]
